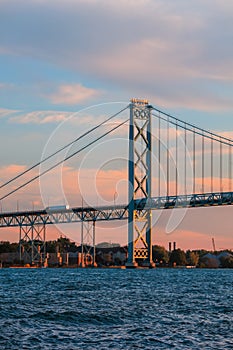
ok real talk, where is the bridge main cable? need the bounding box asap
[152,106,233,147]
[0,105,129,191]
[0,112,129,201]
[152,104,233,197]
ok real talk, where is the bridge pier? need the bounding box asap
[80,220,96,267]
[126,99,155,268]
[19,224,46,266]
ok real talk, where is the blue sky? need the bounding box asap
[1,0,233,249]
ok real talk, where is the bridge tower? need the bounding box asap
[126,99,155,268]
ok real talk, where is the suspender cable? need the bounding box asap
[193,128,196,194]
[167,116,170,197]
[211,134,213,193]
[202,131,205,194]
[158,115,161,197]
[220,137,223,192]
[176,121,178,197]
[229,144,232,192]
[184,123,187,195]
[152,108,233,195]
[152,112,233,147]
[152,106,233,146]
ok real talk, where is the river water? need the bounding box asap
[0,268,232,349]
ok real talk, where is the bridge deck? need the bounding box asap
[0,191,232,227]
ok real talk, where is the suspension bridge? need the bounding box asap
[0,98,233,267]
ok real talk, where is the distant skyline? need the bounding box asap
[1,0,233,250]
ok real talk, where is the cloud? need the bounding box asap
[1,164,27,178]
[9,110,72,124]
[0,108,18,118]
[8,109,108,125]
[0,160,127,209]
[8,109,126,129]
[1,1,233,111]
[48,84,101,105]
[79,36,233,112]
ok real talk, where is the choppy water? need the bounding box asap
[0,268,232,349]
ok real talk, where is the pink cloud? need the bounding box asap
[9,110,72,124]
[48,83,101,105]
[1,164,27,178]
[0,108,18,118]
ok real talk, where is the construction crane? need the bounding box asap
[212,237,216,251]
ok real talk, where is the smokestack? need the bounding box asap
[169,242,172,252]
[173,242,176,251]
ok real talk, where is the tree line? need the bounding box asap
[0,238,233,267]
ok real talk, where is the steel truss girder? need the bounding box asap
[135,191,233,210]
[0,191,233,229]
[127,99,153,266]
[0,205,128,228]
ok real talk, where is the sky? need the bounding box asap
[1,0,233,250]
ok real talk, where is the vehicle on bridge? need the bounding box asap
[45,205,70,212]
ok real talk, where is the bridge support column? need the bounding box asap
[80,220,96,267]
[19,224,46,266]
[126,99,155,268]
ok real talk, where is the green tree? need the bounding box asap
[57,237,78,253]
[0,241,18,253]
[152,245,169,264]
[186,250,199,266]
[46,240,57,253]
[220,256,233,268]
[169,249,187,266]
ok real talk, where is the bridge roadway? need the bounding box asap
[0,191,233,228]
